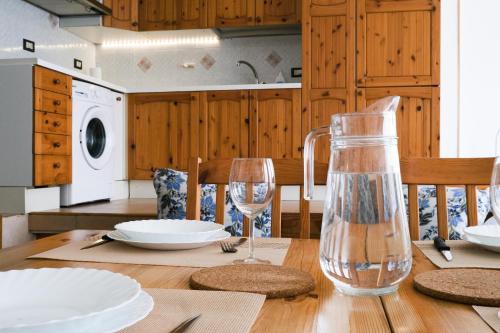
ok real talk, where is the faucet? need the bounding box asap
[236,60,261,84]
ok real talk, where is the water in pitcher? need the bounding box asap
[319,171,412,295]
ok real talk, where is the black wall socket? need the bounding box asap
[23,39,35,52]
[74,58,83,70]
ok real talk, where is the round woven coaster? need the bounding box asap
[414,268,500,306]
[189,264,315,299]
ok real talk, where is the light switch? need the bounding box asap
[23,39,35,52]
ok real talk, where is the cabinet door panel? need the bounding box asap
[103,0,139,30]
[357,0,440,86]
[139,0,176,30]
[207,0,255,27]
[251,89,302,159]
[255,0,300,25]
[177,0,206,28]
[199,91,249,160]
[128,93,199,179]
[357,87,439,158]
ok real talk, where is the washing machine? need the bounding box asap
[60,80,115,206]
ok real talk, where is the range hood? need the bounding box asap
[23,0,111,17]
[214,25,301,39]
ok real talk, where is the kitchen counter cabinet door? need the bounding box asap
[207,0,255,27]
[139,0,176,30]
[199,91,250,160]
[356,0,440,87]
[255,0,301,25]
[250,89,302,159]
[128,93,200,179]
[103,0,140,31]
[176,0,207,29]
[357,87,440,158]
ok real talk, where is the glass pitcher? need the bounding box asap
[303,96,412,296]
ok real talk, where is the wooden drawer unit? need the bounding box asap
[34,89,72,115]
[34,111,71,135]
[34,155,71,186]
[34,66,72,95]
[34,133,71,156]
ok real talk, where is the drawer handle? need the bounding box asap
[53,121,61,127]
[53,162,61,169]
[53,100,62,106]
[53,78,61,85]
[53,142,61,148]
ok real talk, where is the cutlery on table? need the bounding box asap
[220,237,248,253]
[169,314,201,333]
[80,234,114,250]
[433,236,453,261]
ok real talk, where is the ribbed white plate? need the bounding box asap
[0,268,141,332]
[108,229,231,250]
[115,219,224,243]
[464,225,500,253]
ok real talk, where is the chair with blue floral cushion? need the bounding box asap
[186,157,328,238]
[400,158,494,240]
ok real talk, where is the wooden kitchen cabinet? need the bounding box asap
[357,87,440,158]
[255,0,301,25]
[250,89,302,159]
[356,0,440,87]
[199,91,250,160]
[128,92,200,179]
[207,0,255,27]
[103,0,140,30]
[176,0,207,29]
[139,0,176,30]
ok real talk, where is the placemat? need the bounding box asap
[122,288,266,333]
[413,269,500,307]
[190,264,315,298]
[413,240,500,269]
[29,236,291,268]
[472,306,500,333]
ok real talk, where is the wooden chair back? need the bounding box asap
[400,158,494,240]
[186,157,328,238]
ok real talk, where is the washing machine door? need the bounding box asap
[80,106,114,170]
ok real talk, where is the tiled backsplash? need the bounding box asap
[0,0,95,72]
[96,34,301,90]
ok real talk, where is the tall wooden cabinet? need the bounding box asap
[302,0,440,159]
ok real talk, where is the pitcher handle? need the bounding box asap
[303,125,331,200]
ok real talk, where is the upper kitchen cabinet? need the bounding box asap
[356,0,440,87]
[357,87,440,157]
[139,0,176,30]
[207,0,256,27]
[176,0,207,29]
[250,89,302,159]
[128,92,200,179]
[103,0,140,30]
[255,0,301,25]
[199,91,250,160]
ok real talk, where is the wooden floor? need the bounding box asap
[29,199,323,238]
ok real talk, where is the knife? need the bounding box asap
[80,234,113,250]
[433,237,453,261]
[169,314,201,333]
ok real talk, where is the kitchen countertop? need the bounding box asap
[0,58,301,93]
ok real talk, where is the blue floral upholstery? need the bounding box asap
[153,169,272,237]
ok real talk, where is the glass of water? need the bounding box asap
[229,158,275,264]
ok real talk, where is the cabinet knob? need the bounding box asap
[53,162,61,169]
[53,142,61,148]
[256,16,262,23]
[53,100,61,106]
[116,96,122,101]
[53,78,61,85]
[132,21,138,27]
[53,121,61,127]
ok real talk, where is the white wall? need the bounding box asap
[0,0,95,73]
[441,0,500,158]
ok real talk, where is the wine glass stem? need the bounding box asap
[248,215,255,260]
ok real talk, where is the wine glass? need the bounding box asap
[490,129,500,226]
[229,158,275,264]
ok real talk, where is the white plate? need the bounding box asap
[108,229,231,250]
[0,268,141,332]
[115,219,224,243]
[464,225,500,245]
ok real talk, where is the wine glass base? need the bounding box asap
[233,257,271,265]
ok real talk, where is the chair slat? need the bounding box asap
[271,185,282,237]
[436,185,448,239]
[186,157,202,220]
[299,186,311,239]
[215,184,226,225]
[408,184,419,240]
[466,185,478,227]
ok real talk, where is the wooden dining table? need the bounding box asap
[0,230,494,332]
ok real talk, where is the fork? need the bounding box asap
[220,237,248,253]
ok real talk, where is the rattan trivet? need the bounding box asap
[414,269,500,306]
[189,264,315,299]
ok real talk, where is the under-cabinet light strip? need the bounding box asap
[101,37,219,49]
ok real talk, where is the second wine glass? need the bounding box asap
[229,158,275,264]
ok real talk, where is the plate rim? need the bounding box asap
[464,225,500,243]
[107,229,231,245]
[115,219,224,236]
